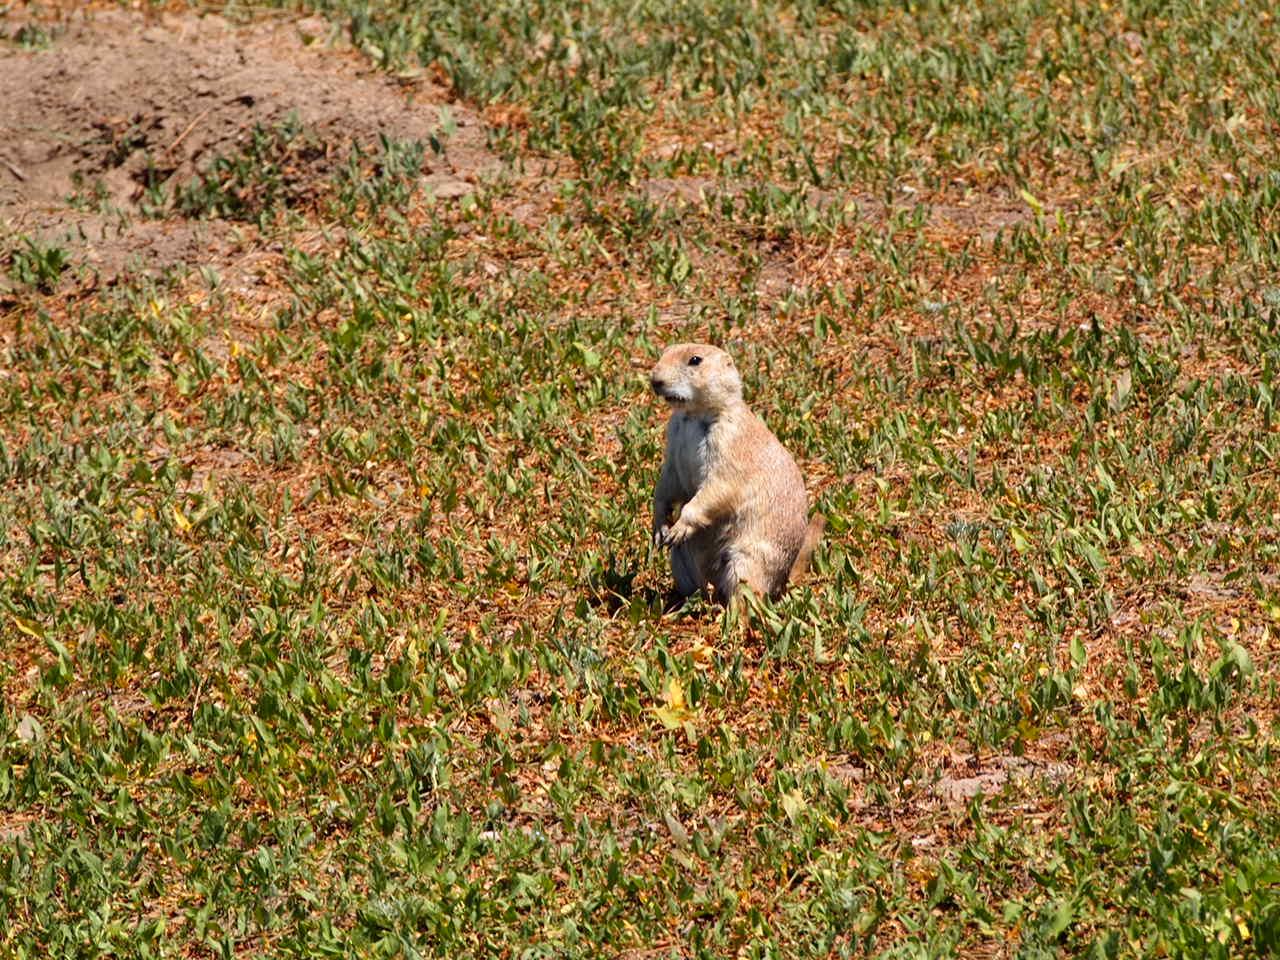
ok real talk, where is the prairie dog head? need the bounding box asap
[649,343,744,415]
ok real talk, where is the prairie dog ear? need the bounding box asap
[724,353,735,367]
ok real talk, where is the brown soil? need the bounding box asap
[0,7,497,287]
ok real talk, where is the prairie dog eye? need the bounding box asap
[687,355,703,366]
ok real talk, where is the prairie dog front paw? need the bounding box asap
[662,516,696,546]
[653,500,685,547]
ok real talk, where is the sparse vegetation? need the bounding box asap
[175,115,326,225]
[5,238,69,294]
[2,0,1279,957]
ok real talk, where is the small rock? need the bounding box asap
[425,177,473,200]
[295,16,331,45]
[1118,31,1144,55]
[15,714,42,743]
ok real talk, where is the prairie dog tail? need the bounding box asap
[788,514,826,582]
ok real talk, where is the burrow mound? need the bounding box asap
[0,9,496,286]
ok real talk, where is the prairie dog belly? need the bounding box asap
[667,413,713,496]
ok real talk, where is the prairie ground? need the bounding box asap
[2,0,1279,957]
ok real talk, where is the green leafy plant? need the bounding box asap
[5,238,69,293]
[174,114,324,225]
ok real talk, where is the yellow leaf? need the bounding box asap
[780,788,807,823]
[652,676,696,735]
[652,705,686,729]
[172,504,191,532]
[12,616,44,639]
[662,676,686,711]
[690,641,715,666]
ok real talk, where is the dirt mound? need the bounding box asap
[0,8,496,286]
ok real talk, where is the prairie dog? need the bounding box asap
[649,343,823,603]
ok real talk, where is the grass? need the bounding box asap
[2,0,1280,956]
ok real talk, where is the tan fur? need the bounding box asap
[649,343,822,603]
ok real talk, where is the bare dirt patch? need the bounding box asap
[932,752,1073,804]
[0,7,497,288]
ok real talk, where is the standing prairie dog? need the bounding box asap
[649,343,824,603]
